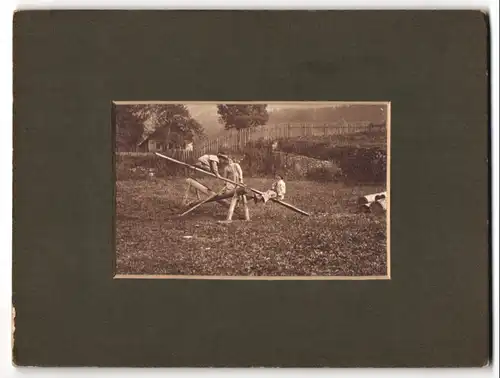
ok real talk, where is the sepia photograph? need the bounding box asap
[11,7,493,370]
[114,101,390,278]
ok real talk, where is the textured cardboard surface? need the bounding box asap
[12,10,490,367]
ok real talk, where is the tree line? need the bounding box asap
[115,103,386,151]
[115,104,270,151]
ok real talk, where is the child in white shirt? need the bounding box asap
[255,174,286,204]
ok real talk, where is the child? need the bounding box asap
[194,152,229,177]
[222,156,244,191]
[255,174,286,204]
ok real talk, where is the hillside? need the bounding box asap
[268,104,387,125]
[187,103,387,140]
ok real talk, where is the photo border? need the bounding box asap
[12,10,490,367]
[113,100,391,280]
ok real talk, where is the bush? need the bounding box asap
[277,139,386,183]
[338,147,386,184]
[279,139,333,161]
[239,147,287,177]
[115,141,386,184]
[115,153,192,180]
[306,166,342,182]
[239,147,342,181]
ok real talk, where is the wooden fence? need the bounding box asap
[196,121,376,155]
[117,121,384,160]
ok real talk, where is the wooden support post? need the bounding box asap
[183,178,232,210]
[183,179,202,205]
[180,193,219,217]
[182,180,192,205]
[242,194,250,221]
[180,186,227,217]
[186,178,215,196]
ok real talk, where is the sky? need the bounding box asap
[186,103,339,114]
[186,103,342,136]
[185,103,376,136]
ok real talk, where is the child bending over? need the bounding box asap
[194,152,229,178]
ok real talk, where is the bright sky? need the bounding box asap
[185,103,342,121]
[186,103,339,112]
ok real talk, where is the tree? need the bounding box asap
[217,104,269,130]
[132,104,204,147]
[115,104,143,151]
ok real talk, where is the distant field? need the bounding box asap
[115,178,387,277]
[279,129,387,149]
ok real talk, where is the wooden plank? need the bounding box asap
[357,192,386,205]
[184,178,232,209]
[156,153,310,216]
[204,188,247,203]
[179,193,220,217]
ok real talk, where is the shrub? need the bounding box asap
[115,141,386,184]
[115,153,192,180]
[337,147,386,184]
[276,139,386,184]
[306,166,342,182]
[239,147,274,177]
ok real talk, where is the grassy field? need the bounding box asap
[115,177,387,277]
[277,129,387,150]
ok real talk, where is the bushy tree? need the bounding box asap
[115,104,143,151]
[115,104,204,151]
[134,104,203,136]
[217,104,269,130]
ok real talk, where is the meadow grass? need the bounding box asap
[115,177,387,277]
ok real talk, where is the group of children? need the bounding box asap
[194,152,286,204]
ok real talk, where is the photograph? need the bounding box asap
[114,101,390,278]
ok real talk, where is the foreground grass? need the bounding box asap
[116,177,387,277]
